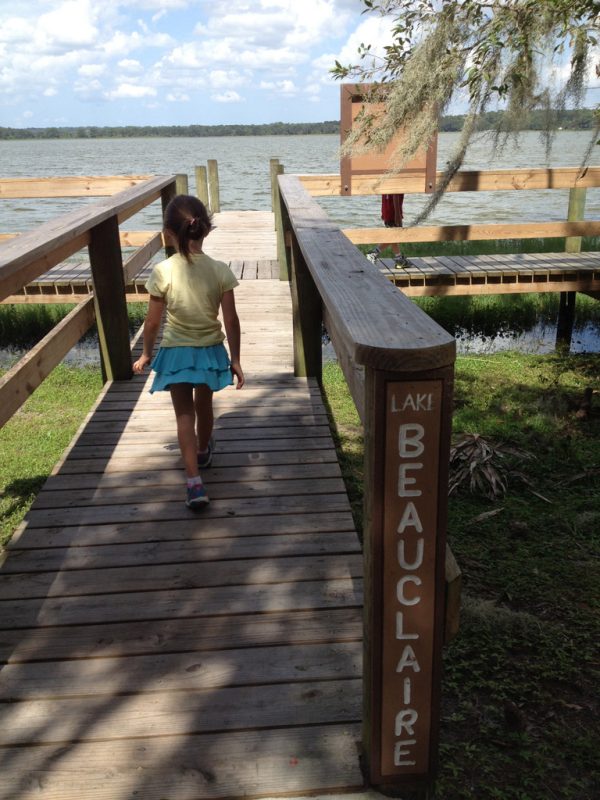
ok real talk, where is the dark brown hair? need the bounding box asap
[163,194,214,262]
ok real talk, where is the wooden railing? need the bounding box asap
[277,173,456,792]
[0,175,179,428]
[295,166,600,255]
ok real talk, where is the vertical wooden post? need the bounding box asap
[270,158,281,222]
[161,180,177,258]
[565,187,586,254]
[290,233,322,381]
[175,173,189,195]
[557,187,586,351]
[88,216,132,382]
[208,159,221,213]
[274,166,289,280]
[556,291,576,351]
[362,363,453,794]
[195,165,209,207]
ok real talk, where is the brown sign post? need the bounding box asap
[364,367,453,791]
[340,84,438,196]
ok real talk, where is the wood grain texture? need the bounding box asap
[278,173,456,373]
[1,280,364,798]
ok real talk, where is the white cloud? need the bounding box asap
[36,1,98,50]
[209,70,248,89]
[78,64,106,77]
[107,82,157,99]
[166,90,190,102]
[118,58,143,72]
[260,79,298,96]
[212,90,242,103]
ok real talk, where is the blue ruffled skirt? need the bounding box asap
[150,344,232,393]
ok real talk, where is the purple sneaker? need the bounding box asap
[186,483,210,509]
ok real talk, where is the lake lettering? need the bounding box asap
[380,381,444,777]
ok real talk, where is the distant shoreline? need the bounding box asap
[0,109,596,140]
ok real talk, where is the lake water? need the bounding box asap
[1,130,599,363]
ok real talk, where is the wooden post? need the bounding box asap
[175,173,189,195]
[290,233,322,381]
[363,364,453,794]
[88,216,132,382]
[195,165,209,207]
[556,290,576,351]
[565,187,586,254]
[208,159,221,213]
[274,166,289,280]
[270,158,281,222]
[557,187,586,351]
[161,181,177,258]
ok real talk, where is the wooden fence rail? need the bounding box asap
[0,175,177,429]
[299,166,600,196]
[278,173,456,792]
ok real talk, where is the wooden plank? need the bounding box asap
[0,298,96,428]
[299,166,600,195]
[0,679,361,745]
[0,724,365,800]
[2,530,359,573]
[343,219,600,246]
[9,510,356,550]
[0,175,174,301]
[44,460,340,488]
[0,641,361,699]
[0,576,362,629]
[0,606,362,663]
[0,552,361,600]
[20,493,353,528]
[0,175,155,199]
[279,174,455,374]
[51,448,340,475]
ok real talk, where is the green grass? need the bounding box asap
[321,353,599,800]
[0,302,148,349]
[0,364,102,548]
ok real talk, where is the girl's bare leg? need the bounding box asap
[194,384,214,453]
[170,384,200,478]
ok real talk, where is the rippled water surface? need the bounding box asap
[1,130,599,232]
[1,130,599,361]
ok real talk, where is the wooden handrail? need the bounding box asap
[0,176,155,198]
[278,174,455,375]
[344,219,600,246]
[299,166,600,196]
[0,298,96,429]
[0,175,172,302]
[0,175,178,429]
[278,173,454,790]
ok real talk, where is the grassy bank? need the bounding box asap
[321,353,599,800]
[0,365,102,547]
[0,302,147,349]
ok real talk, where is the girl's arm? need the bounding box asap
[133,295,165,373]
[221,289,244,389]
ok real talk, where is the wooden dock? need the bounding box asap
[379,251,600,296]
[7,210,279,302]
[0,279,365,798]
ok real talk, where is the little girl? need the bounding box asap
[133,194,244,509]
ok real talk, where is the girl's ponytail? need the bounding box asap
[164,195,214,262]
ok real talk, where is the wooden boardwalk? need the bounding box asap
[9,210,279,301]
[380,251,600,296]
[0,280,365,798]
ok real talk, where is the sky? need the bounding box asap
[1,1,597,130]
[0,0,398,128]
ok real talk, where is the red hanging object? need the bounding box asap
[381,193,404,227]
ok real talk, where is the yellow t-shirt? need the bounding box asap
[145,252,239,347]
